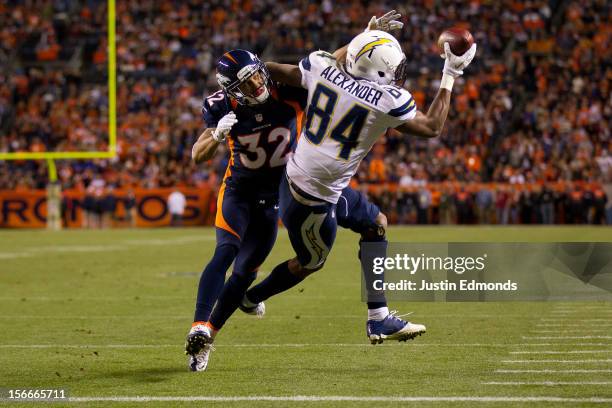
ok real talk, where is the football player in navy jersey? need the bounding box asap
[185,49,307,371]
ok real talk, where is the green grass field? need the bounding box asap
[0,226,611,407]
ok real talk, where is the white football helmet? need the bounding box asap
[346,30,406,85]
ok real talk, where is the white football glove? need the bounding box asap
[365,10,403,32]
[212,111,237,142]
[442,42,477,78]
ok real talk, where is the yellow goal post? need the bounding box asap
[0,0,117,229]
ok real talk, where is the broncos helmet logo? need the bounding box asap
[216,73,232,87]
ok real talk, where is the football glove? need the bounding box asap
[441,42,477,78]
[365,10,403,33]
[212,112,237,142]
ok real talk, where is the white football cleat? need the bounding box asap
[366,311,426,344]
[185,324,214,372]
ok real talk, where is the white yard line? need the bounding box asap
[501,359,612,363]
[0,315,372,320]
[509,350,611,354]
[0,296,190,301]
[540,319,611,322]
[537,324,612,327]
[0,315,517,319]
[495,369,612,373]
[1,343,611,349]
[552,307,611,310]
[530,330,611,333]
[0,295,354,301]
[55,396,612,403]
[0,314,517,319]
[0,236,216,259]
[482,381,612,386]
[523,336,612,340]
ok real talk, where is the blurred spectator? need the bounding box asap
[495,186,511,225]
[0,0,610,226]
[475,188,494,224]
[102,185,117,228]
[124,189,137,227]
[454,187,472,224]
[539,186,555,224]
[416,188,431,224]
[168,189,186,227]
[592,187,607,225]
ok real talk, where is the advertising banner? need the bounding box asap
[0,188,214,228]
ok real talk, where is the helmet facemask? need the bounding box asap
[393,57,410,87]
[217,61,272,105]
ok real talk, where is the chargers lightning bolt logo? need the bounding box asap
[354,38,394,62]
[305,225,324,260]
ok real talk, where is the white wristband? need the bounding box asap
[440,73,455,91]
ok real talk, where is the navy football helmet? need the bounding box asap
[216,49,272,105]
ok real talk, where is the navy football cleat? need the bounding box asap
[366,311,426,344]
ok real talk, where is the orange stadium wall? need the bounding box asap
[0,188,214,228]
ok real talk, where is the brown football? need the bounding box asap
[437,27,474,56]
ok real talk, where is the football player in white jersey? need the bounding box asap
[235,13,477,344]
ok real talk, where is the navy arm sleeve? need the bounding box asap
[278,84,309,110]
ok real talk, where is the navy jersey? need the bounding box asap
[202,84,308,194]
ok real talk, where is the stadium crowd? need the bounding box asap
[0,0,610,225]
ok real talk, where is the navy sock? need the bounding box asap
[360,237,388,309]
[245,260,302,304]
[194,244,238,322]
[209,272,256,330]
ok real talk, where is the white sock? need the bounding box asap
[367,307,389,321]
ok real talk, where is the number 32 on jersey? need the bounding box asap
[303,83,369,161]
[237,127,291,169]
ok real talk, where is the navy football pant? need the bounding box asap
[245,176,386,306]
[337,186,387,307]
[279,178,383,271]
[244,175,336,305]
[193,181,278,323]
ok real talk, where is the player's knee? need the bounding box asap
[232,265,258,286]
[288,257,323,279]
[361,213,387,243]
[213,242,240,263]
[227,270,256,291]
[376,212,388,230]
[358,212,387,260]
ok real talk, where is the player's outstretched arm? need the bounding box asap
[192,112,238,164]
[265,62,302,88]
[396,89,451,139]
[396,42,477,139]
[191,129,220,164]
